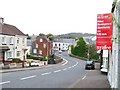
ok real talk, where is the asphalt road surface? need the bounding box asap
[1,51,87,88]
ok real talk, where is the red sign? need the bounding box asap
[96,13,112,50]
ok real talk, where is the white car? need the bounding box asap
[59,50,62,54]
[30,61,40,67]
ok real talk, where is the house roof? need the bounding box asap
[0,23,25,36]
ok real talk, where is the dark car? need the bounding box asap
[85,61,95,70]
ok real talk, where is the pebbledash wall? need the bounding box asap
[0,34,27,61]
[0,18,27,61]
[108,0,120,89]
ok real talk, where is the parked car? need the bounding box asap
[85,61,95,70]
[59,50,62,54]
[30,61,40,67]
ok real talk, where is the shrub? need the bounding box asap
[12,58,22,62]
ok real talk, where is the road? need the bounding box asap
[1,52,87,88]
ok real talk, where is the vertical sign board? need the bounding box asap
[96,13,112,50]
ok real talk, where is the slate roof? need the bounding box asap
[0,23,25,36]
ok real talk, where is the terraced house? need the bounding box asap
[0,18,27,64]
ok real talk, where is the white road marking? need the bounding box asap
[62,68,67,71]
[20,75,36,80]
[0,81,11,85]
[68,67,71,69]
[54,70,61,73]
[41,72,51,76]
[62,59,68,66]
[82,73,87,80]
[72,65,75,68]
[82,76,86,80]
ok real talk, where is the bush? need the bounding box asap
[26,54,48,61]
[12,58,22,62]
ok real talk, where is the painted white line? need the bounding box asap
[68,67,71,69]
[82,76,86,80]
[41,72,51,76]
[72,65,75,68]
[74,64,77,66]
[82,73,87,80]
[20,75,36,80]
[54,70,61,73]
[0,81,11,85]
[62,68,67,71]
[62,59,68,66]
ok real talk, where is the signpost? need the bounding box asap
[96,13,113,50]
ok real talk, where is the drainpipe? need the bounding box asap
[100,50,103,69]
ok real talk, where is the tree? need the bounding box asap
[46,33,54,41]
[71,36,88,58]
[46,33,53,37]
[26,34,31,39]
[89,43,99,60]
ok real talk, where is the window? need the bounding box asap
[40,38,43,42]
[2,37,6,44]
[33,49,37,54]
[9,37,13,44]
[22,38,25,44]
[55,44,57,46]
[17,51,20,57]
[39,50,42,54]
[6,52,12,58]
[36,44,38,48]
[43,44,46,48]
[17,38,19,44]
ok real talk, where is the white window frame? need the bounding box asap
[17,51,20,57]
[36,44,38,48]
[9,37,13,44]
[33,49,37,54]
[43,44,46,48]
[2,36,6,44]
[22,38,25,45]
[39,50,42,55]
[17,38,20,44]
[40,38,43,42]
[6,52,12,58]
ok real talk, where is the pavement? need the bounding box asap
[0,59,66,73]
[71,63,111,89]
[0,60,111,89]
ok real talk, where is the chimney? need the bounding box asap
[0,17,4,24]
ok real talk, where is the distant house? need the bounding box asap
[53,38,77,53]
[26,39,33,55]
[32,34,52,57]
[0,18,27,63]
[53,42,70,51]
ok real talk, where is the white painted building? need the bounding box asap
[108,0,120,89]
[53,42,70,51]
[53,38,77,54]
[0,18,27,62]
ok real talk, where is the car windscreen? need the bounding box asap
[86,61,93,64]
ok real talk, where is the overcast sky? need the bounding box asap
[0,0,113,35]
